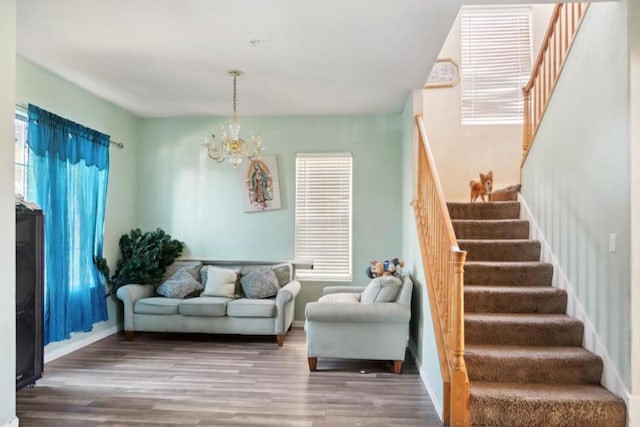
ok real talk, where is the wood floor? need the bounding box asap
[17,328,442,426]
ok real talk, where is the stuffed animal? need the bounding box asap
[365,258,405,278]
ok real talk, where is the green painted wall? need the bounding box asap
[15,56,141,357]
[138,115,403,319]
[522,2,630,390]
[0,0,17,424]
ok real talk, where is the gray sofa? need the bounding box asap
[305,275,413,373]
[116,260,301,346]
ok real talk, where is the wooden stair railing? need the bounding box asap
[522,2,589,165]
[412,115,468,426]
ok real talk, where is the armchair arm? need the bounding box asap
[305,301,410,323]
[322,286,365,296]
[275,280,301,335]
[116,284,155,330]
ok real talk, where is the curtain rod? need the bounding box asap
[15,103,124,149]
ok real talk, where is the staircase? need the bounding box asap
[448,199,626,427]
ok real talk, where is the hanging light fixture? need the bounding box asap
[203,70,263,167]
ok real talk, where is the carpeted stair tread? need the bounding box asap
[470,382,626,427]
[465,286,567,313]
[465,313,583,346]
[458,239,541,261]
[464,261,553,286]
[447,201,520,220]
[453,219,529,240]
[466,345,603,384]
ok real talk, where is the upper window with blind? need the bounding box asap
[295,153,352,282]
[461,7,533,125]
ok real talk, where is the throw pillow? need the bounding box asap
[161,260,203,284]
[156,268,204,299]
[361,276,402,303]
[318,293,361,303]
[240,268,280,299]
[202,266,237,298]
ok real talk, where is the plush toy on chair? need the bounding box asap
[365,258,405,278]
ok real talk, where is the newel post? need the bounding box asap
[450,250,469,427]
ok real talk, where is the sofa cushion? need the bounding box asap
[361,276,402,303]
[227,298,276,318]
[178,297,234,317]
[134,297,180,315]
[161,260,203,284]
[202,266,237,298]
[318,292,361,303]
[240,268,280,299]
[271,263,292,287]
[156,268,203,299]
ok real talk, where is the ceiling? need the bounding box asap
[16,0,563,117]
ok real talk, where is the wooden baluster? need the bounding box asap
[522,88,531,158]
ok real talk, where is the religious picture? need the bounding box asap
[240,155,281,212]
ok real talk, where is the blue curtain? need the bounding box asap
[26,104,109,344]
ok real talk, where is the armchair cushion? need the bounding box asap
[360,276,402,303]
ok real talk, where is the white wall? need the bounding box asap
[521,0,630,397]
[0,1,17,425]
[628,0,640,423]
[16,57,140,358]
[138,114,403,320]
[423,5,554,201]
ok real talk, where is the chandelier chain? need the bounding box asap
[233,74,238,116]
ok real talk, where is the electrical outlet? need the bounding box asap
[609,234,616,253]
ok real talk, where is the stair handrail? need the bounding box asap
[522,2,589,166]
[412,114,468,426]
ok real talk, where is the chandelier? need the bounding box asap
[204,70,263,167]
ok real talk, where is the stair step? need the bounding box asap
[448,201,520,220]
[470,382,626,427]
[453,219,529,240]
[466,345,603,384]
[465,286,567,314]
[465,313,583,346]
[464,261,553,286]
[458,239,541,262]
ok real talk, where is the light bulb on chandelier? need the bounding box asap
[203,70,263,167]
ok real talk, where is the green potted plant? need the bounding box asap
[96,228,184,295]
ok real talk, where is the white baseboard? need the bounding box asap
[44,325,121,364]
[408,339,444,423]
[1,416,19,427]
[628,393,640,427]
[519,194,629,403]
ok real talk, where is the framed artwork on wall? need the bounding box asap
[240,155,282,212]
[425,58,460,89]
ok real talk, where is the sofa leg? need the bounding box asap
[308,357,317,372]
[276,335,285,347]
[124,331,135,341]
[393,360,403,374]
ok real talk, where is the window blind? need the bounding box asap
[461,7,533,125]
[295,153,352,281]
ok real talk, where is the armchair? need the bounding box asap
[304,275,413,374]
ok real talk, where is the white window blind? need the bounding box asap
[461,7,533,125]
[295,153,352,281]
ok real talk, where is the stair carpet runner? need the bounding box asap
[448,200,626,427]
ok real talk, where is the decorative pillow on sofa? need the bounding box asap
[161,260,203,284]
[156,267,204,299]
[240,268,280,299]
[202,266,238,298]
[360,276,402,303]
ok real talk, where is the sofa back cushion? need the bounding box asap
[202,266,238,298]
[361,276,402,303]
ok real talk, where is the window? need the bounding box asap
[461,7,533,125]
[295,153,352,281]
[15,108,29,197]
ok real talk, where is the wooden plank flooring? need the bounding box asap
[17,328,442,426]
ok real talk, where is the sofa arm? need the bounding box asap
[305,301,410,323]
[275,280,301,336]
[116,284,155,331]
[322,286,365,296]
